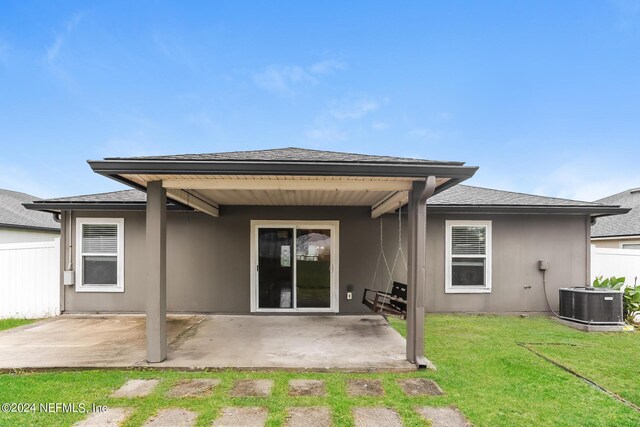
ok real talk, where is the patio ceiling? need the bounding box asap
[118,174,450,218]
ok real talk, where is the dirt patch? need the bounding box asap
[111,379,160,398]
[416,406,473,427]
[74,407,132,426]
[167,378,220,398]
[346,379,384,397]
[143,408,198,427]
[212,407,268,427]
[397,378,444,396]
[353,407,402,427]
[285,407,331,427]
[288,379,326,397]
[230,379,274,397]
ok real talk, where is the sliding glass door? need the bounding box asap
[253,222,337,312]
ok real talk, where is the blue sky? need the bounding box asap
[1,1,639,201]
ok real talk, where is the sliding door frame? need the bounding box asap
[250,220,339,313]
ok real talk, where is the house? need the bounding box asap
[0,188,59,243]
[591,188,640,249]
[24,147,625,366]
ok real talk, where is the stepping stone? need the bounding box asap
[285,407,331,427]
[346,379,384,397]
[212,407,268,426]
[397,378,444,396]
[167,378,220,398]
[74,407,131,426]
[353,407,402,427]
[230,379,274,397]
[288,379,326,397]
[416,406,473,427]
[111,379,160,398]
[143,408,198,427]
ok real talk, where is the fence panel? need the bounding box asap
[0,239,60,319]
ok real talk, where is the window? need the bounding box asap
[622,243,640,250]
[445,220,491,293]
[76,218,124,292]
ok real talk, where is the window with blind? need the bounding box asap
[75,218,124,292]
[445,220,492,293]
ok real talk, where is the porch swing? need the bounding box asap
[361,207,408,319]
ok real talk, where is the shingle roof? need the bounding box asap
[429,185,607,207]
[105,147,464,166]
[26,185,622,217]
[43,190,147,203]
[591,188,640,238]
[0,188,60,231]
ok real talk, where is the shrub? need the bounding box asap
[593,276,640,324]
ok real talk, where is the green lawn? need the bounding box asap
[0,315,638,426]
[0,318,36,332]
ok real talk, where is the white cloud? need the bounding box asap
[308,59,346,75]
[45,11,84,64]
[253,59,346,96]
[305,127,346,142]
[406,128,446,141]
[533,158,640,201]
[152,31,196,70]
[328,98,380,120]
[372,121,389,131]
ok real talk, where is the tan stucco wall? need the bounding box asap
[591,238,640,249]
[0,227,59,244]
[60,208,591,314]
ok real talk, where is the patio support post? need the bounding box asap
[146,180,167,363]
[406,177,436,368]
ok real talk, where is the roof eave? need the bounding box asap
[23,202,191,213]
[0,223,60,232]
[88,159,479,179]
[427,205,629,216]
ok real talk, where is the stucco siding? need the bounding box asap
[61,208,590,314]
[0,228,59,244]
[591,238,640,249]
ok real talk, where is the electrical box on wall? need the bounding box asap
[538,260,549,271]
[63,270,75,286]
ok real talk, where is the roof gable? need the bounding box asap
[0,188,60,231]
[104,147,464,166]
[592,188,640,238]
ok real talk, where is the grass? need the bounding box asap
[0,315,638,426]
[0,318,36,332]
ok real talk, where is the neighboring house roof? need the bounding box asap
[105,147,465,166]
[0,188,60,232]
[24,189,185,213]
[591,188,640,238]
[24,185,627,217]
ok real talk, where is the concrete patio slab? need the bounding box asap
[288,379,326,396]
[397,378,444,396]
[0,314,413,371]
[346,379,384,396]
[111,379,160,398]
[353,407,402,427]
[73,407,131,426]
[416,406,472,427]
[167,378,220,398]
[143,408,198,427]
[212,407,268,427]
[285,407,332,427]
[0,315,201,369]
[230,379,274,397]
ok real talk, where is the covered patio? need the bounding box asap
[0,314,413,371]
[86,148,477,369]
[57,148,478,369]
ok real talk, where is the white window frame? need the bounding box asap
[445,220,492,294]
[75,218,125,293]
[249,220,339,313]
